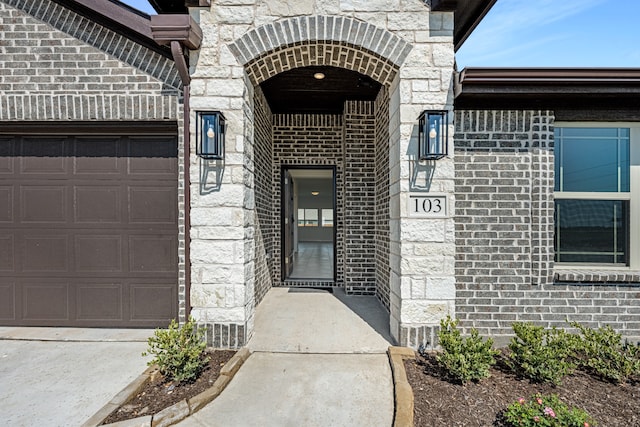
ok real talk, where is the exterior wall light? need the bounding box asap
[417,110,448,160]
[196,111,225,159]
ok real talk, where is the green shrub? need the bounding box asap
[142,317,209,383]
[508,322,578,385]
[502,394,595,427]
[436,315,499,384]
[570,321,640,384]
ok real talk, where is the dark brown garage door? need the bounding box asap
[0,131,178,327]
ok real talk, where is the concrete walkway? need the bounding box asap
[0,328,152,427]
[177,287,395,427]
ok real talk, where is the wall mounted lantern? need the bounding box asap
[417,110,448,160]
[196,111,225,159]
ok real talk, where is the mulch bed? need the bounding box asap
[404,351,640,427]
[102,350,236,425]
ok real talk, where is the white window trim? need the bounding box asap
[554,122,640,271]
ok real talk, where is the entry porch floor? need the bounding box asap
[248,286,394,353]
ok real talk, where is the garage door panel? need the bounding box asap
[129,187,177,224]
[0,281,15,320]
[0,138,14,173]
[0,235,15,272]
[130,283,176,320]
[20,138,67,174]
[1,132,178,327]
[74,186,121,223]
[23,235,69,272]
[128,137,177,176]
[22,282,69,321]
[73,137,121,174]
[76,282,123,321]
[21,186,67,223]
[0,187,13,222]
[130,235,177,273]
[75,235,123,272]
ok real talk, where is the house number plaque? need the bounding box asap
[409,194,447,217]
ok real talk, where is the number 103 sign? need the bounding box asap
[409,194,447,217]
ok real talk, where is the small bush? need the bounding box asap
[570,321,640,384]
[436,315,499,384]
[142,317,209,383]
[502,394,596,427]
[508,322,578,385]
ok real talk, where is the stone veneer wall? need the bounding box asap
[0,0,187,321]
[454,110,640,343]
[374,87,391,309]
[271,114,346,287]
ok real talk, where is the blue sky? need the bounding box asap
[121,0,640,68]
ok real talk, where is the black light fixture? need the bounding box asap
[417,110,448,160]
[196,111,225,159]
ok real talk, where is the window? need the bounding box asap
[297,208,318,227]
[321,209,334,227]
[554,125,638,267]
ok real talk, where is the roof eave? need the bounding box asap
[432,0,498,51]
[455,67,640,110]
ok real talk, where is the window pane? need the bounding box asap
[322,209,333,227]
[555,128,630,192]
[304,208,318,227]
[554,199,629,264]
[297,209,305,226]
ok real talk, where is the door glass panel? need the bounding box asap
[284,169,334,280]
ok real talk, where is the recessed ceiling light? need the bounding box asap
[311,191,320,196]
[313,72,325,80]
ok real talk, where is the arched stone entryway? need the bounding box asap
[188,8,457,349]
[227,16,408,341]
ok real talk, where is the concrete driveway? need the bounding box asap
[0,327,153,427]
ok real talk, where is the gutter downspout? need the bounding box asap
[150,15,203,321]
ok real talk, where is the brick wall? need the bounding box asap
[271,114,346,287]
[0,0,180,121]
[344,101,377,294]
[454,110,640,343]
[253,88,274,305]
[375,88,391,309]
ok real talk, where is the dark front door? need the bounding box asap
[282,169,295,278]
[0,132,179,327]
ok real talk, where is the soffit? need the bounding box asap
[261,66,382,114]
[52,0,171,58]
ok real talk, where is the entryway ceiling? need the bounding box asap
[260,66,382,114]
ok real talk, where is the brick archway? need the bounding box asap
[228,15,412,86]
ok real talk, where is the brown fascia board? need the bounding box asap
[150,14,203,50]
[52,0,171,58]
[455,67,640,110]
[433,0,498,51]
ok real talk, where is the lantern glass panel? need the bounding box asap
[197,111,225,159]
[418,110,448,160]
